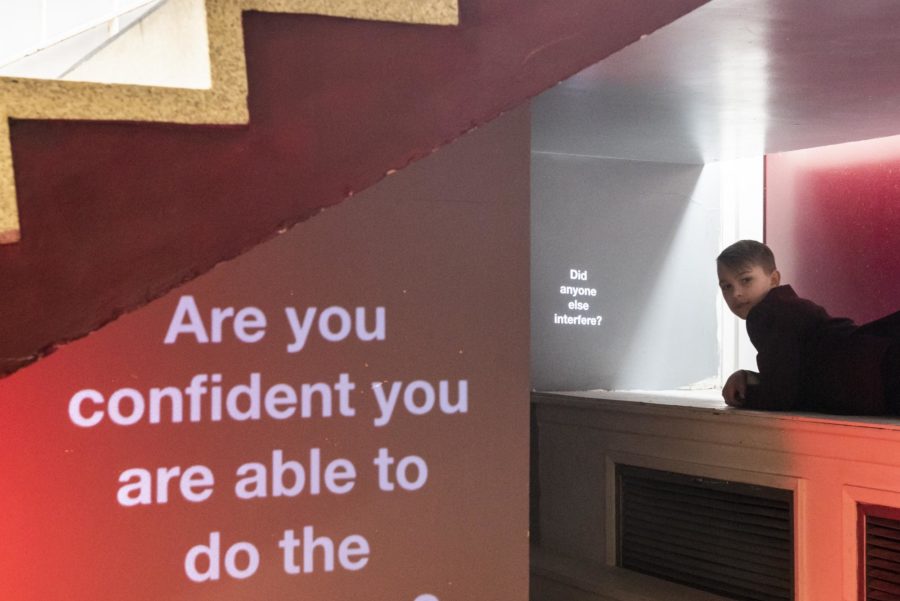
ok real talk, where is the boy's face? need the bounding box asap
[717,263,781,319]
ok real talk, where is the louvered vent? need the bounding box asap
[863,505,900,601]
[616,465,794,601]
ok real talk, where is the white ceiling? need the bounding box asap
[533,0,900,164]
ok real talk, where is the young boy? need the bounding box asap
[717,240,900,414]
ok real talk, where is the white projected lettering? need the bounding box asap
[553,268,603,327]
[65,294,468,593]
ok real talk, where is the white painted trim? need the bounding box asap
[534,392,900,601]
[714,156,765,384]
[841,485,900,600]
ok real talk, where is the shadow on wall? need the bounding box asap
[531,154,721,392]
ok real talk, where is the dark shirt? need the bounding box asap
[744,285,899,414]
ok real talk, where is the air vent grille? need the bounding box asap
[617,465,794,601]
[863,506,900,601]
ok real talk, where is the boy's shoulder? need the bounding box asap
[757,285,823,313]
[749,285,830,330]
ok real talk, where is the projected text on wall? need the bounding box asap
[554,269,603,327]
[65,295,466,599]
[0,105,530,601]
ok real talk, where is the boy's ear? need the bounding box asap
[770,269,781,287]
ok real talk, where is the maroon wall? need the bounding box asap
[0,0,709,378]
[766,135,900,324]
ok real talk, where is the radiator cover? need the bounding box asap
[616,464,794,601]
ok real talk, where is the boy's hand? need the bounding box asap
[723,370,748,406]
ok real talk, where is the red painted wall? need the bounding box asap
[766,135,900,324]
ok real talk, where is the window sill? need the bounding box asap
[533,388,900,431]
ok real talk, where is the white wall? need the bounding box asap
[0,0,210,88]
[531,153,719,391]
[530,151,764,392]
[64,0,210,88]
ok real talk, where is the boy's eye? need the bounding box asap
[741,277,753,284]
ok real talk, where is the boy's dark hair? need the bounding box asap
[716,240,777,274]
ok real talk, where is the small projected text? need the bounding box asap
[553,268,603,328]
